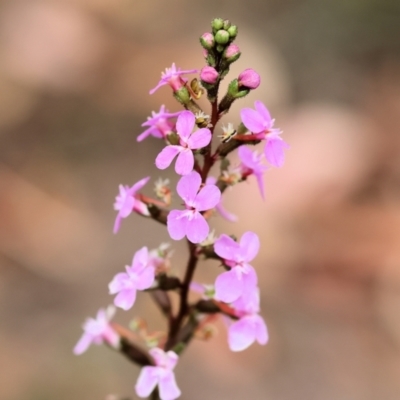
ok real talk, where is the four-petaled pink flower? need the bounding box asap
[238,146,268,199]
[135,348,181,400]
[138,105,183,142]
[113,177,150,234]
[206,176,237,222]
[214,231,259,303]
[167,171,221,244]
[73,306,119,355]
[240,100,289,167]
[228,289,268,352]
[149,63,197,95]
[109,247,155,310]
[156,111,211,175]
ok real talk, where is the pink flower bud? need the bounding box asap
[200,32,214,50]
[223,44,241,63]
[238,68,260,89]
[200,66,219,84]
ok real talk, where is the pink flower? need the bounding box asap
[206,176,237,222]
[238,68,260,89]
[228,290,268,352]
[167,171,221,243]
[200,66,219,84]
[149,63,197,95]
[113,177,150,234]
[135,348,181,400]
[138,105,183,142]
[214,232,259,303]
[108,247,155,310]
[155,111,211,175]
[73,306,119,355]
[238,146,268,199]
[240,101,289,167]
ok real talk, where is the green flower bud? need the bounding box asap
[215,29,230,45]
[216,44,225,53]
[211,18,224,33]
[227,25,238,39]
[167,132,180,145]
[200,32,214,50]
[223,19,231,30]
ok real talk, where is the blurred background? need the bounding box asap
[1,0,400,399]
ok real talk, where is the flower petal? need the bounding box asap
[114,288,137,310]
[108,272,129,294]
[175,148,194,175]
[228,317,256,351]
[239,232,260,262]
[264,137,288,167]
[240,108,265,133]
[167,210,188,241]
[215,269,243,303]
[113,214,122,234]
[176,171,201,202]
[187,128,211,149]
[214,234,240,261]
[186,212,209,243]
[135,366,158,398]
[132,247,149,271]
[255,172,265,200]
[254,315,269,345]
[156,146,181,170]
[216,202,238,222]
[254,100,272,127]
[159,371,181,400]
[195,184,221,211]
[136,266,155,290]
[131,176,151,193]
[73,332,93,355]
[176,110,195,140]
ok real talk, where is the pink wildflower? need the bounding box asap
[73,306,119,355]
[167,171,221,244]
[108,247,155,310]
[206,176,237,222]
[238,146,268,199]
[138,105,183,142]
[240,101,289,167]
[155,111,211,175]
[113,177,150,234]
[214,231,259,303]
[135,348,181,400]
[149,63,197,95]
[228,289,268,351]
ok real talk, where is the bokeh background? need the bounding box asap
[1,0,400,399]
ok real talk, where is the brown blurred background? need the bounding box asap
[1,0,400,399]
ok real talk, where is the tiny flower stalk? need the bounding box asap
[75,17,289,400]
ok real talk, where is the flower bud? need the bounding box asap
[238,68,261,89]
[211,18,224,33]
[200,32,214,50]
[227,25,238,39]
[215,29,230,45]
[223,19,231,30]
[223,44,241,63]
[200,66,219,84]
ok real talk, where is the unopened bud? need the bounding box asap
[211,18,224,33]
[200,32,214,50]
[227,25,238,39]
[223,19,231,30]
[238,68,261,89]
[200,66,219,84]
[215,29,230,45]
[223,44,241,63]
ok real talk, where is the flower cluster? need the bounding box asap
[75,17,288,400]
